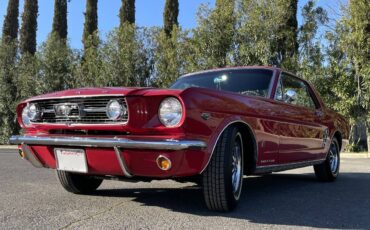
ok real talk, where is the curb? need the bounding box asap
[0,145,18,150]
[341,153,369,159]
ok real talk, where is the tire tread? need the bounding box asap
[203,127,241,211]
[314,138,340,182]
[56,170,103,194]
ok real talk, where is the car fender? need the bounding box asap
[200,116,258,173]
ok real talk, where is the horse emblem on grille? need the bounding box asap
[54,103,81,118]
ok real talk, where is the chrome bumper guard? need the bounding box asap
[20,144,44,168]
[10,135,207,177]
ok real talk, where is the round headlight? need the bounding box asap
[106,100,126,120]
[159,97,183,127]
[22,103,40,126]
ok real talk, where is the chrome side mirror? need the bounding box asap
[284,89,297,103]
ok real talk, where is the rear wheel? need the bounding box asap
[202,126,244,211]
[56,170,103,194]
[314,138,340,182]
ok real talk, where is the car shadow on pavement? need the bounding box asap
[93,172,370,229]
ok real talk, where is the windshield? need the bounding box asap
[170,69,273,97]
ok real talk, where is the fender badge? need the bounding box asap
[201,113,211,120]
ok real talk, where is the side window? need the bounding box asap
[276,73,316,109]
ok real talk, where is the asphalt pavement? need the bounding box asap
[1,149,369,230]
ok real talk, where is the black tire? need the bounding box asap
[314,138,340,182]
[56,170,103,194]
[202,126,244,211]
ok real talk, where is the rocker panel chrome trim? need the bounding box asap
[254,159,326,174]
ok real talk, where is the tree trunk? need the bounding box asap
[350,121,368,152]
[366,124,370,154]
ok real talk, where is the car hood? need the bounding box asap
[24,87,183,102]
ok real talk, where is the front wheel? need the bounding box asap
[56,170,103,194]
[314,137,340,182]
[202,126,244,211]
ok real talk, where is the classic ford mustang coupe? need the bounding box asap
[10,66,349,211]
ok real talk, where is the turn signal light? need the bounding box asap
[156,155,172,171]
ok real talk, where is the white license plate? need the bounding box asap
[55,148,88,173]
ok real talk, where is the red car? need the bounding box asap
[10,66,349,211]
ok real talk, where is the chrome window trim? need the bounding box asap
[274,72,319,109]
[180,67,276,79]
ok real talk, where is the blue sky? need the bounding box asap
[0,0,345,49]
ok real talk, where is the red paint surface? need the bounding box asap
[17,67,350,177]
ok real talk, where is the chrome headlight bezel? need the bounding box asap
[106,100,126,120]
[22,103,41,126]
[158,97,183,128]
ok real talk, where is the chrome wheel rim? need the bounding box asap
[329,143,339,174]
[231,133,242,198]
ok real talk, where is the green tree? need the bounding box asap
[18,0,40,101]
[109,0,152,87]
[38,34,77,92]
[2,0,19,44]
[77,0,101,87]
[298,0,328,92]
[153,26,187,87]
[120,0,135,25]
[52,0,68,42]
[323,0,369,150]
[82,0,98,51]
[185,0,236,72]
[343,0,370,127]
[0,0,19,143]
[17,53,41,100]
[101,26,154,87]
[38,0,75,92]
[234,0,289,66]
[153,0,182,87]
[163,0,179,37]
[19,0,38,55]
[0,43,19,143]
[275,0,299,71]
[75,35,103,87]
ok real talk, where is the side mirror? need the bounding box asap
[284,89,297,103]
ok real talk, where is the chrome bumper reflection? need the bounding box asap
[9,135,207,151]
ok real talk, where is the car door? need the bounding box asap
[274,73,326,164]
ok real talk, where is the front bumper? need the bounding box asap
[9,135,207,150]
[10,135,208,178]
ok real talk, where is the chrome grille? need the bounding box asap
[33,96,128,124]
